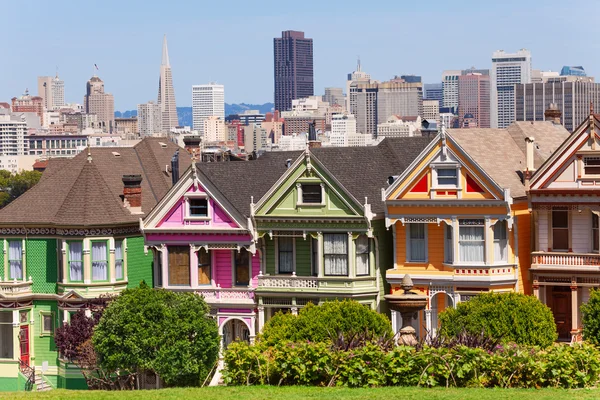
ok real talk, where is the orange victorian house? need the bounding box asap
[383,122,568,337]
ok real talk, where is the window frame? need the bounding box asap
[583,156,600,176]
[7,239,23,281]
[40,311,54,337]
[355,234,370,276]
[0,311,14,360]
[323,233,349,276]
[198,248,212,286]
[184,194,211,221]
[458,219,485,264]
[67,240,84,283]
[593,214,599,253]
[444,223,453,264]
[234,248,250,287]
[189,198,209,217]
[493,220,508,263]
[276,237,295,275]
[551,208,569,251]
[436,168,458,187]
[114,239,125,281]
[407,223,428,263]
[297,182,326,206]
[91,240,110,282]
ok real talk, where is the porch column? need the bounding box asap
[161,244,168,288]
[532,281,540,299]
[424,309,432,334]
[190,245,199,289]
[290,307,298,316]
[391,310,398,333]
[12,310,19,362]
[571,284,579,333]
[257,306,265,333]
[109,237,116,284]
[83,239,91,284]
[317,232,323,278]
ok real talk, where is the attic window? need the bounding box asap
[111,152,121,157]
[159,142,168,148]
[302,184,322,204]
[189,198,208,217]
[437,168,458,186]
[584,157,600,175]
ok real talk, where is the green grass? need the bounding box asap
[7,386,600,400]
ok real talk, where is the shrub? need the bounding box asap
[260,300,393,346]
[438,292,557,347]
[582,288,600,344]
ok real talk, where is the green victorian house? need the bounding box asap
[249,140,431,327]
[0,138,189,391]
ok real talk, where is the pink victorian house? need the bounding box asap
[141,162,260,346]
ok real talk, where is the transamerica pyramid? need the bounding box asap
[158,35,178,132]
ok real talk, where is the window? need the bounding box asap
[301,184,322,204]
[278,237,294,274]
[437,168,457,186]
[235,249,250,286]
[459,219,485,263]
[68,241,83,281]
[355,235,370,276]
[0,312,13,359]
[408,224,426,262]
[8,240,23,280]
[189,198,208,217]
[584,157,600,175]
[444,224,453,263]
[594,214,599,252]
[168,246,190,286]
[115,240,124,280]
[552,208,569,251]
[494,221,508,262]
[324,234,348,276]
[41,312,53,336]
[91,241,108,281]
[198,248,211,285]
[311,238,319,276]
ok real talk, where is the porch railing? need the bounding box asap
[257,275,319,289]
[531,252,600,267]
[0,280,33,295]
[19,359,35,391]
[194,287,254,302]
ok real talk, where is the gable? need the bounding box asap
[255,154,364,218]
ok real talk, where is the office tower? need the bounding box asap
[442,70,461,112]
[192,83,225,132]
[11,90,44,125]
[137,101,162,137]
[0,114,27,156]
[158,35,178,132]
[515,80,600,131]
[423,100,440,125]
[37,74,65,111]
[52,75,65,109]
[274,30,314,111]
[83,75,114,133]
[491,49,532,128]
[424,83,443,102]
[330,113,357,147]
[458,73,491,128]
[346,58,371,111]
[323,87,344,107]
[561,66,586,77]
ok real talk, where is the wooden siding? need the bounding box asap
[394,222,446,272]
[538,210,548,252]
[265,239,276,275]
[215,250,232,288]
[572,210,592,253]
[295,238,311,276]
[515,202,532,294]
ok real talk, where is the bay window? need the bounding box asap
[355,235,370,276]
[408,224,426,262]
[198,248,211,285]
[552,208,569,251]
[68,241,83,282]
[91,241,108,281]
[115,240,124,280]
[459,219,485,263]
[235,249,250,286]
[8,240,23,280]
[493,221,508,262]
[277,237,294,274]
[324,234,348,276]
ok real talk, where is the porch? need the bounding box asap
[257,274,377,294]
[532,252,600,270]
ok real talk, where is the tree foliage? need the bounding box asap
[438,292,557,347]
[260,300,393,346]
[581,288,600,344]
[0,169,42,208]
[92,285,220,387]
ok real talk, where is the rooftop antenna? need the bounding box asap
[357,56,361,72]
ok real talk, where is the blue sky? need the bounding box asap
[1,0,597,110]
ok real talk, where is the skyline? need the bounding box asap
[1,0,598,110]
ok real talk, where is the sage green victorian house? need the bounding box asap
[251,138,432,327]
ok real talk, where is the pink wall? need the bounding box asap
[212,249,260,288]
[145,233,253,243]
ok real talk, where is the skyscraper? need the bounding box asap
[491,49,532,128]
[458,73,491,128]
[323,87,344,107]
[37,74,64,110]
[442,70,461,112]
[137,101,162,137]
[274,30,314,112]
[423,83,443,103]
[83,75,114,133]
[158,35,178,132]
[52,74,65,109]
[192,83,225,132]
[346,59,371,111]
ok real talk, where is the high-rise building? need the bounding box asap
[158,35,178,132]
[203,116,226,142]
[192,83,225,132]
[423,83,443,103]
[515,80,600,131]
[274,30,314,111]
[137,101,162,137]
[491,49,532,128]
[83,75,114,133]
[11,90,44,125]
[330,113,357,147]
[323,87,345,107]
[458,73,491,128]
[346,59,371,111]
[0,114,27,156]
[442,70,461,113]
[37,74,65,111]
[561,66,586,77]
[422,100,440,125]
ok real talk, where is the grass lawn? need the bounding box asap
[7,386,600,400]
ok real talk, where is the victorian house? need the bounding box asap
[383,122,568,337]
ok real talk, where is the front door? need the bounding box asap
[550,286,572,340]
[19,325,29,367]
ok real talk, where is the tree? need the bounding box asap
[92,285,220,387]
[0,169,42,208]
[260,300,393,345]
[582,289,600,344]
[438,292,557,347]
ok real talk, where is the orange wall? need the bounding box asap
[514,201,532,294]
[394,222,450,273]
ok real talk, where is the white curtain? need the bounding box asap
[8,241,23,280]
[355,235,369,275]
[409,224,426,262]
[115,240,124,280]
[459,226,484,262]
[324,234,348,276]
[494,222,508,262]
[92,242,108,281]
[69,242,83,281]
[278,237,294,273]
[444,224,453,263]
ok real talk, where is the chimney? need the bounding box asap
[524,137,535,189]
[171,150,180,185]
[122,174,143,214]
[544,103,561,124]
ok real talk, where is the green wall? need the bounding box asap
[127,236,154,288]
[0,240,4,279]
[265,239,275,275]
[373,219,392,315]
[27,238,58,294]
[33,300,59,369]
[295,238,311,276]
[0,377,19,392]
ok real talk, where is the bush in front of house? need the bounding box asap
[582,288,600,345]
[259,300,393,346]
[223,340,600,388]
[438,292,558,347]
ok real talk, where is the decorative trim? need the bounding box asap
[0,226,140,237]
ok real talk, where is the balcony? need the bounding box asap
[531,252,600,270]
[257,274,377,294]
[194,287,255,305]
[0,279,33,297]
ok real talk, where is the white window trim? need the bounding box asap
[5,238,26,281]
[443,222,454,264]
[493,220,508,264]
[406,223,428,263]
[355,234,371,276]
[456,219,487,266]
[296,182,326,207]
[431,163,462,191]
[184,194,212,221]
[275,237,296,275]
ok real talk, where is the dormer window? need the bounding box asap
[302,184,322,204]
[189,198,208,217]
[437,168,458,186]
[583,157,600,175]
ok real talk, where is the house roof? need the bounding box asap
[0,138,191,227]
[506,121,570,168]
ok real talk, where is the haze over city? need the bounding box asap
[1,0,597,110]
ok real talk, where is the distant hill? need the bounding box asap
[115,103,274,128]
